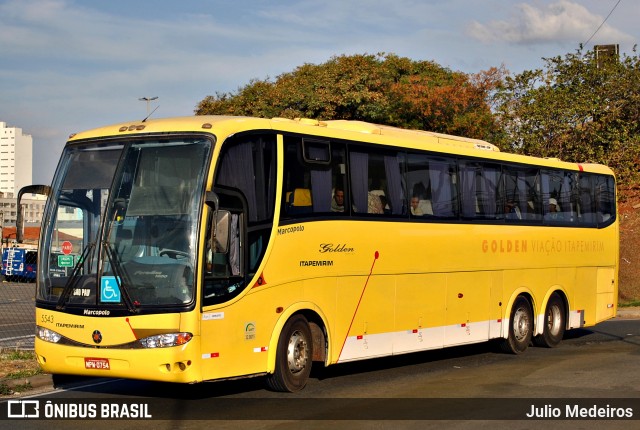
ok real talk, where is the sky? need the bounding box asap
[1,0,638,185]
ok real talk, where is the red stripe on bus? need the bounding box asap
[338,251,379,361]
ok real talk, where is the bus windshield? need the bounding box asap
[37,137,212,311]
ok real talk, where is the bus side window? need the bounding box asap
[541,169,576,224]
[216,135,276,224]
[349,148,405,216]
[460,160,498,220]
[282,136,328,216]
[595,175,615,226]
[406,153,432,218]
[501,166,541,222]
[525,169,543,221]
[427,157,458,218]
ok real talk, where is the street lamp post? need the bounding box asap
[139,96,158,115]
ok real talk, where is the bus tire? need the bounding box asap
[266,314,313,392]
[533,293,565,348]
[500,296,533,354]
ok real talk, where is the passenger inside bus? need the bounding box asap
[410,183,433,217]
[505,200,522,220]
[331,186,345,212]
[545,198,563,221]
[410,195,423,216]
[368,189,385,214]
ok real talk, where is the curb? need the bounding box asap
[3,373,52,388]
[1,373,52,394]
[615,307,640,319]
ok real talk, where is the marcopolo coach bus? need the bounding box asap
[28,115,618,392]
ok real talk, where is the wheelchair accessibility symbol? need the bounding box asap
[101,276,121,303]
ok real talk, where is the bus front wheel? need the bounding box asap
[500,296,533,354]
[533,293,565,348]
[266,314,313,392]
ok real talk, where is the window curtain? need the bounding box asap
[350,151,368,213]
[429,160,454,217]
[311,168,332,212]
[479,166,499,217]
[384,154,404,215]
[579,175,595,223]
[217,142,258,222]
[459,163,477,218]
[559,173,573,216]
[516,172,527,217]
[541,171,551,216]
[307,145,332,212]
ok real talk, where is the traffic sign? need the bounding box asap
[58,255,74,267]
[61,241,73,255]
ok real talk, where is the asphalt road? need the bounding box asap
[3,318,639,429]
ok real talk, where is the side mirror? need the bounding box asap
[17,184,51,243]
[213,210,230,253]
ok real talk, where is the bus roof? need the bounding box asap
[67,115,614,176]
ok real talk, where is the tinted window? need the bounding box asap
[282,136,348,217]
[500,166,542,222]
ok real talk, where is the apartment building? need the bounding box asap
[0,121,33,197]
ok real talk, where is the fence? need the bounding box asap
[0,276,36,350]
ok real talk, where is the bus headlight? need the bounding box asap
[139,332,193,348]
[36,326,63,343]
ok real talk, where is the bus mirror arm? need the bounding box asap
[205,191,219,211]
[16,185,51,243]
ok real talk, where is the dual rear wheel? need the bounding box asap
[533,293,566,348]
[500,293,566,354]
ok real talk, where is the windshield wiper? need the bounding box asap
[56,242,96,311]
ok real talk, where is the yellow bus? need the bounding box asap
[30,115,618,392]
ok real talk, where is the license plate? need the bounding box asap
[84,357,110,370]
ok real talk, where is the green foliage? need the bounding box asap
[195,53,503,141]
[195,49,640,189]
[5,350,35,361]
[4,368,42,380]
[619,300,640,307]
[493,48,640,187]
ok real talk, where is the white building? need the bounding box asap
[0,121,33,197]
[0,192,46,226]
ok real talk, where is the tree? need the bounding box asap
[493,48,640,187]
[195,53,503,141]
[389,66,505,140]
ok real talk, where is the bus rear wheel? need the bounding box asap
[533,293,565,348]
[266,315,313,392]
[500,296,533,354]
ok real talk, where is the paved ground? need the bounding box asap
[614,306,640,319]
